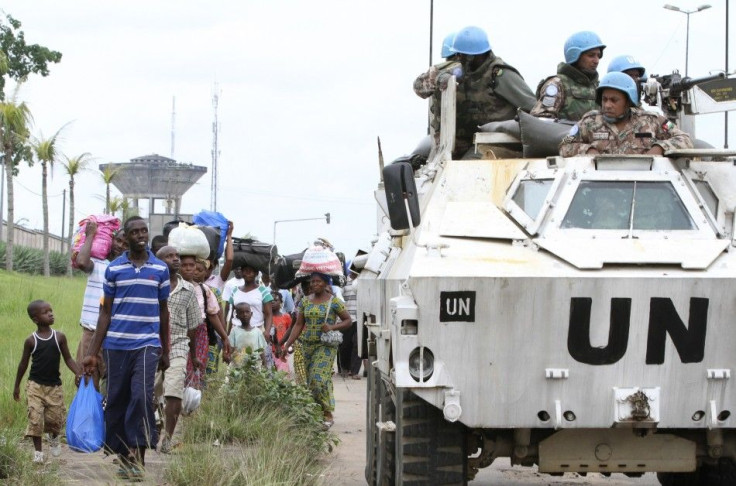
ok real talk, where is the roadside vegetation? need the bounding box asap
[0,241,72,276]
[166,353,335,486]
[0,269,83,484]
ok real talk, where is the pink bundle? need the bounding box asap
[71,215,121,267]
[296,245,343,277]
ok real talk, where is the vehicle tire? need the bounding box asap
[658,459,736,486]
[701,458,736,486]
[657,471,702,486]
[395,389,467,485]
[365,362,377,485]
[377,369,395,486]
[365,362,395,486]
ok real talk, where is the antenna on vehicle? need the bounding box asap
[378,136,384,182]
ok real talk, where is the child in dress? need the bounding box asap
[13,300,80,463]
[270,292,292,373]
[229,303,266,369]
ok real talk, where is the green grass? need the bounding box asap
[167,357,335,485]
[0,271,86,429]
[0,270,85,483]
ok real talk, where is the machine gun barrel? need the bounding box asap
[672,72,726,95]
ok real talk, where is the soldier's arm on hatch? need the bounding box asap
[413,67,439,99]
[559,122,594,157]
[494,69,537,113]
[530,78,565,119]
[652,117,694,153]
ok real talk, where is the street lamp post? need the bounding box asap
[273,212,330,246]
[664,3,712,76]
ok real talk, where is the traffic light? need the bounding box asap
[325,212,331,224]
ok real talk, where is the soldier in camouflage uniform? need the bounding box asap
[559,72,692,157]
[413,31,463,151]
[531,31,605,121]
[414,26,536,159]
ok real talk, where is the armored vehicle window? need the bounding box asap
[561,181,695,230]
[511,179,553,220]
[693,180,718,217]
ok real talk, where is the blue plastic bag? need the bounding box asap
[65,378,105,452]
[192,210,228,259]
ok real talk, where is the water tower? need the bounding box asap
[99,154,207,234]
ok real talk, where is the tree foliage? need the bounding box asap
[0,14,62,100]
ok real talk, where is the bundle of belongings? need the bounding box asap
[71,214,120,268]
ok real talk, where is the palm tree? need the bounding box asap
[100,165,120,214]
[0,86,32,271]
[120,197,137,222]
[107,195,123,218]
[32,125,67,276]
[62,152,91,276]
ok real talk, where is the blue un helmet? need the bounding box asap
[564,31,606,64]
[450,26,491,55]
[596,71,639,106]
[441,32,456,58]
[607,55,646,79]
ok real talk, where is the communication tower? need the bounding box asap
[210,84,221,212]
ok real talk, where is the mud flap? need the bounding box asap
[538,429,696,473]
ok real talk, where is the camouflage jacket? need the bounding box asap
[414,60,463,145]
[531,63,598,121]
[454,54,536,155]
[413,60,462,99]
[558,107,694,157]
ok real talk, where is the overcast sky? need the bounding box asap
[1,0,732,258]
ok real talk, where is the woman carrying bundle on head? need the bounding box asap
[279,272,352,428]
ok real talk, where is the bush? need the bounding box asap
[0,242,74,276]
[167,356,335,485]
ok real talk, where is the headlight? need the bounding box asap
[408,347,434,382]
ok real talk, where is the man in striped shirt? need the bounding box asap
[83,216,170,479]
[74,222,126,391]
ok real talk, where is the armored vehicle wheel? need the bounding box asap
[365,362,377,484]
[365,362,395,486]
[395,390,467,485]
[658,459,736,486]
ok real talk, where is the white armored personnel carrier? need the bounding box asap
[359,74,736,485]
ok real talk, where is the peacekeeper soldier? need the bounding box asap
[413,31,461,98]
[449,25,536,158]
[531,31,605,121]
[607,55,646,104]
[413,31,463,148]
[559,72,693,157]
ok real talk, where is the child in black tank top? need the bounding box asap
[13,300,80,463]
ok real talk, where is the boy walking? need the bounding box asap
[13,300,80,463]
[229,303,266,369]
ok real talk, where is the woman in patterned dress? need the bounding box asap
[280,273,352,427]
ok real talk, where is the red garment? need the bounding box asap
[272,313,292,372]
[186,322,209,389]
[272,313,292,344]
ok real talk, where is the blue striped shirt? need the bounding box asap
[102,250,170,350]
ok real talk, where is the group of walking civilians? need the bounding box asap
[13,215,357,480]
